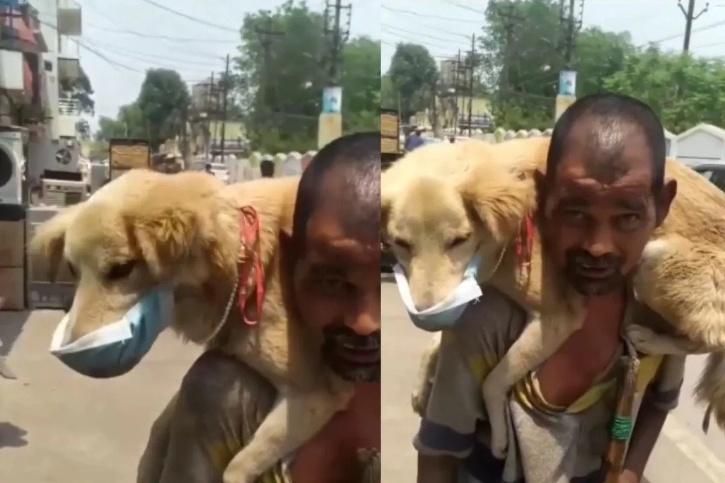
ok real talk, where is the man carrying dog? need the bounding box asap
[137,132,381,482]
[415,94,686,483]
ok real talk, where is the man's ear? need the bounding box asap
[29,204,82,282]
[656,178,677,227]
[130,207,199,278]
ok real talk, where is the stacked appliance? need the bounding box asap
[0,129,25,310]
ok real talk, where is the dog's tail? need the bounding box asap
[696,351,725,433]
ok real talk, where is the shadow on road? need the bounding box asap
[0,422,28,448]
[0,311,31,357]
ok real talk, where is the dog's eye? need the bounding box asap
[447,234,471,249]
[106,260,136,281]
[393,238,412,251]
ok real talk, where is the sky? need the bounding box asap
[381,0,725,72]
[68,0,380,130]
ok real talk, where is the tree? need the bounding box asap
[60,68,95,114]
[575,28,634,96]
[136,69,190,150]
[341,36,380,133]
[604,48,725,132]
[381,74,396,109]
[237,1,325,152]
[388,43,438,122]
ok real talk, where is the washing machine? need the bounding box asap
[0,129,24,206]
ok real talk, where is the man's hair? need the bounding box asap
[260,160,275,178]
[547,93,666,192]
[292,132,380,250]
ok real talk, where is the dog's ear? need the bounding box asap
[131,207,199,278]
[380,181,397,241]
[29,204,83,282]
[457,166,533,244]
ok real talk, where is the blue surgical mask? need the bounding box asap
[393,256,482,332]
[49,287,174,378]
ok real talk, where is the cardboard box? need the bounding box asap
[27,281,75,310]
[0,267,25,310]
[0,220,24,267]
[26,208,75,284]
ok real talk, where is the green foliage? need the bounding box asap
[341,36,380,133]
[604,48,725,132]
[388,43,438,121]
[236,1,380,151]
[60,68,95,114]
[137,69,190,150]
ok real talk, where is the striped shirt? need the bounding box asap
[414,287,685,483]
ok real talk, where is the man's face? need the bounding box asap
[539,128,674,296]
[292,199,381,383]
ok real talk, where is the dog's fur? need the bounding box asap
[382,138,725,456]
[31,170,354,483]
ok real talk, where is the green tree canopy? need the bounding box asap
[341,36,380,133]
[388,43,438,121]
[136,69,190,150]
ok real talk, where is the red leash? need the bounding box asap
[237,206,266,326]
[514,214,535,281]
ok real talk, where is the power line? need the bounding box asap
[381,5,485,24]
[82,37,225,68]
[381,33,459,54]
[444,1,487,15]
[382,24,468,46]
[85,22,237,44]
[139,0,239,33]
[644,18,725,46]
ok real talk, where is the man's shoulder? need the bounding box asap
[450,285,528,354]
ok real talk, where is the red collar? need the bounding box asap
[237,206,266,326]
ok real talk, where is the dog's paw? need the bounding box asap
[641,238,671,264]
[222,465,255,483]
[482,380,509,460]
[626,324,669,355]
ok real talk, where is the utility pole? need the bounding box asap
[494,1,522,93]
[679,0,709,53]
[561,0,584,68]
[467,34,475,137]
[255,17,284,111]
[206,72,214,163]
[219,55,230,163]
[324,0,352,86]
[453,49,461,136]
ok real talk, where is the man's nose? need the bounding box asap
[345,292,380,336]
[584,223,616,257]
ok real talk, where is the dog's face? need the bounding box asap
[31,170,234,343]
[383,140,542,310]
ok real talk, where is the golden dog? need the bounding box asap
[31,170,353,483]
[382,138,725,457]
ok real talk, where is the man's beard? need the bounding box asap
[321,326,381,383]
[564,249,626,296]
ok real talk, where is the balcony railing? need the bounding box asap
[58,97,81,116]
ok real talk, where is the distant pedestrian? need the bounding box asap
[260,159,275,178]
[405,126,425,152]
[204,163,213,175]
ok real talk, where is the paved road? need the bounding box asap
[0,310,201,483]
[380,277,725,483]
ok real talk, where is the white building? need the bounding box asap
[26,0,84,182]
[672,123,725,167]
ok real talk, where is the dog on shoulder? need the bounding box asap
[31,169,354,483]
[382,138,725,457]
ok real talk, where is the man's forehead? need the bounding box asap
[303,208,378,265]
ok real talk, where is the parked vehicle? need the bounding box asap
[693,163,725,192]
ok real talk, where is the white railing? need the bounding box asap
[57,97,81,116]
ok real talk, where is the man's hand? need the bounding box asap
[618,469,640,483]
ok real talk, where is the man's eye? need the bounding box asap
[106,260,136,281]
[616,214,642,232]
[561,209,588,224]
